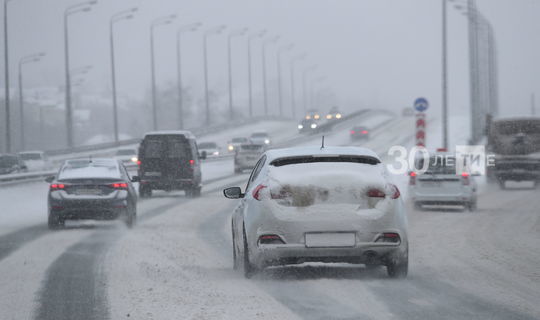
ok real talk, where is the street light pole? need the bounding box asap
[203,25,226,127]
[247,30,266,118]
[290,54,306,119]
[176,23,201,130]
[277,44,293,117]
[227,28,247,121]
[442,0,449,149]
[64,0,97,149]
[262,35,279,116]
[18,52,45,151]
[110,8,136,143]
[150,14,176,131]
[3,0,14,153]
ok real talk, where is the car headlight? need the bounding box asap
[131,157,138,163]
[306,115,311,120]
[314,114,320,120]
[326,114,332,119]
[298,124,304,129]
[335,113,342,119]
[311,123,317,129]
[228,145,234,151]
[264,139,270,144]
[213,151,219,156]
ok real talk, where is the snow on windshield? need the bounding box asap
[58,160,121,180]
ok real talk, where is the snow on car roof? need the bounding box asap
[58,158,121,180]
[265,146,380,163]
[144,130,195,139]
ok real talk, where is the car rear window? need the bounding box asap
[142,137,192,158]
[270,155,380,167]
[240,145,264,152]
[493,120,540,135]
[417,156,457,175]
[58,160,120,180]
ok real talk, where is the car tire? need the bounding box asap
[234,167,242,174]
[139,185,152,198]
[242,227,258,279]
[232,223,239,270]
[48,213,64,230]
[387,250,408,279]
[124,206,136,229]
[467,200,477,212]
[498,179,506,189]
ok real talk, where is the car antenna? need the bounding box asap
[321,135,325,149]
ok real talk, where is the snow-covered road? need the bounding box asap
[1,112,538,320]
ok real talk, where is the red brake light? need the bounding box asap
[137,160,141,166]
[110,182,128,189]
[461,172,470,185]
[362,130,368,134]
[436,148,448,152]
[367,188,386,198]
[409,171,416,185]
[50,183,65,190]
[189,159,195,165]
[252,184,267,200]
[350,130,355,134]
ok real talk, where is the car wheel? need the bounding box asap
[498,179,506,189]
[192,187,201,198]
[467,200,477,212]
[232,223,239,270]
[48,213,64,230]
[242,227,258,278]
[234,167,242,174]
[387,251,408,279]
[124,206,136,229]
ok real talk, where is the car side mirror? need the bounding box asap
[223,187,244,199]
[131,175,140,182]
[44,176,54,183]
[200,150,207,160]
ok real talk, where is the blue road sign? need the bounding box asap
[414,97,429,112]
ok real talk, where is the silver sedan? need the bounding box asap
[224,146,409,278]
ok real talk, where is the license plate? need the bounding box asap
[76,188,102,195]
[145,171,161,177]
[305,233,356,248]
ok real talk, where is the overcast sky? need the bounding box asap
[1,0,539,117]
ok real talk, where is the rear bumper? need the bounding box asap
[140,178,198,190]
[493,170,540,181]
[49,198,127,220]
[253,242,406,268]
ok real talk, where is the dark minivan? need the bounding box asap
[137,131,205,197]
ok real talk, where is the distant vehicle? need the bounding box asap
[45,158,138,229]
[409,150,478,211]
[227,137,249,152]
[114,148,138,167]
[250,132,272,146]
[297,118,319,133]
[402,107,415,117]
[486,117,540,188]
[350,126,370,140]
[224,146,408,279]
[137,131,205,198]
[325,106,343,121]
[234,143,265,173]
[198,142,221,157]
[0,154,27,175]
[304,109,321,121]
[18,151,51,171]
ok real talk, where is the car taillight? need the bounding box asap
[110,182,128,189]
[409,171,416,185]
[252,184,267,200]
[367,184,400,199]
[50,183,65,190]
[375,232,401,243]
[137,160,141,166]
[362,130,368,134]
[258,234,285,245]
[461,172,470,185]
[189,159,195,165]
[350,130,355,134]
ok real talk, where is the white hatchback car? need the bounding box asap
[224,146,409,278]
[409,153,478,211]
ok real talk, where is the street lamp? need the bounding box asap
[262,35,280,116]
[3,0,17,153]
[227,28,248,121]
[64,0,97,148]
[277,43,294,117]
[150,14,177,131]
[110,7,137,142]
[247,30,266,118]
[18,52,45,151]
[302,65,317,114]
[203,25,226,126]
[290,53,306,119]
[177,22,202,130]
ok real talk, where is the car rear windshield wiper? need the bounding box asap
[270,155,380,167]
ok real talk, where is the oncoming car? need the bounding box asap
[18,151,52,171]
[45,158,138,229]
[224,146,409,278]
[227,137,249,152]
[114,148,138,167]
[198,142,221,157]
[409,151,478,211]
[250,132,271,146]
[234,143,265,173]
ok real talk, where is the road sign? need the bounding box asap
[416,113,426,147]
[414,97,429,112]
